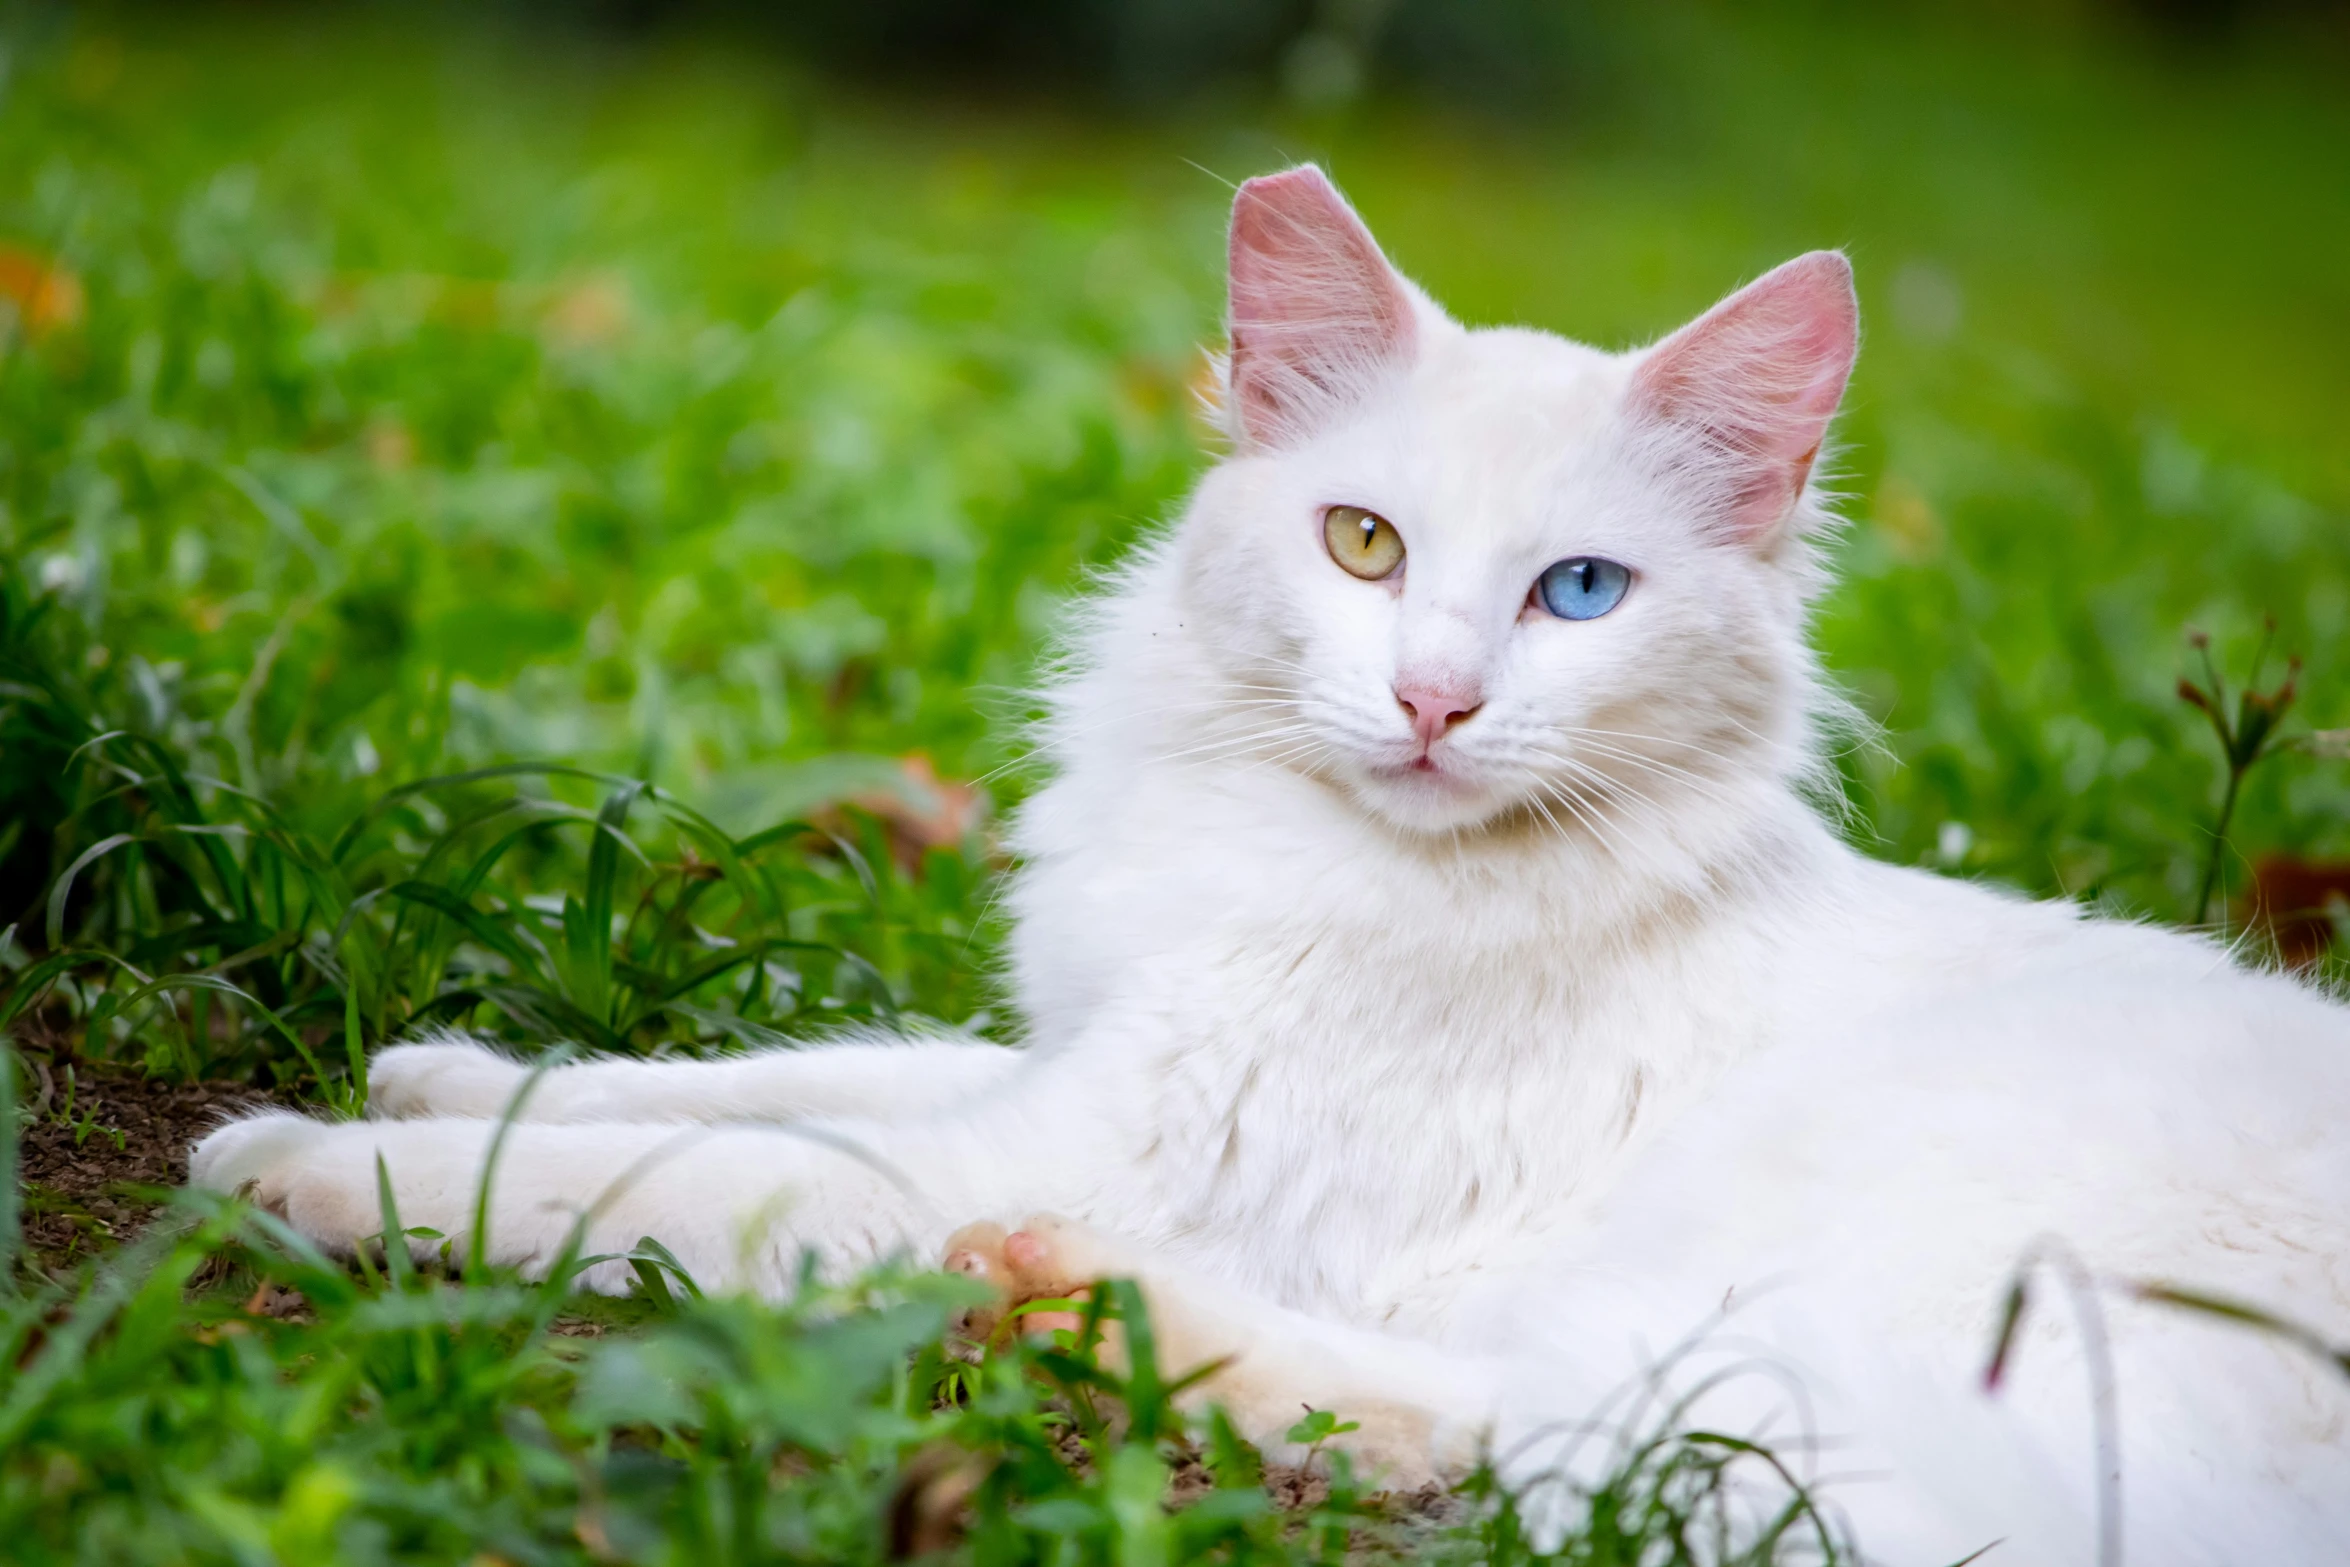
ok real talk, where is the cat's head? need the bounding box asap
[1173,165,1857,839]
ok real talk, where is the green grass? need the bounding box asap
[2,3,2348,1562]
[0,1168,1868,1564]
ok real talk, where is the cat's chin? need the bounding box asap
[1343,760,1516,837]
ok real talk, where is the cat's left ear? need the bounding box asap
[1627,251,1858,544]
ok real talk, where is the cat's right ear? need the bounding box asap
[1225,166,1419,451]
[1625,251,1858,545]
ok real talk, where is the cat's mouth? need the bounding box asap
[1349,747,1510,833]
[1378,749,1476,791]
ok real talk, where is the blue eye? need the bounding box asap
[1535,556,1632,621]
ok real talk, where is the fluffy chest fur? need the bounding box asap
[1010,723,1819,1320]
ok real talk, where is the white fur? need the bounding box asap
[193,168,2350,1564]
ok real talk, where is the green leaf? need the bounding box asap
[1284,1408,1359,1445]
[0,950,143,1034]
[386,880,549,986]
[626,1235,704,1299]
[117,974,333,1098]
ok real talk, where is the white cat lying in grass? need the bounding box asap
[194,166,2350,1564]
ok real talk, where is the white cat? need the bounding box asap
[193,166,2350,1565]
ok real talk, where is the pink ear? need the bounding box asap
[1627,251,1858,542]
[1227,166,1418,450]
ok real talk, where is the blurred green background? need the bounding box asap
[4,0,2348,1062]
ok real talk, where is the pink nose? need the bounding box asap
[1395,684,1482,748]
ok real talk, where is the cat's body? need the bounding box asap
[194,167,2350,1563]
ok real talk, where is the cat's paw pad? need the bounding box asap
[942,1214,1130,1341]
[367,1038,524,1119]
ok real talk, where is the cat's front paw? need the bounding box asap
[190,1111,340,1221]
[367,1037,525,1119]
[192,1114,452,1255]
[942,1214,1136,1342]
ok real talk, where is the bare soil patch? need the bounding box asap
[14,1056,285,1271]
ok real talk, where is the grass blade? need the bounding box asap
[0,1043,17,1294]
[0,950,108,1033]
[2134,1282,2350,1380]
[46,832,137,949]
[374,1153,416,1290]
[387,880,551,987]
[117,973,332,1096]
[466,1044,574,1283]
[344,986,368,1114]
[571,782,643,1025]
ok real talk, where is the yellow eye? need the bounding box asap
[1323,505,1405,582]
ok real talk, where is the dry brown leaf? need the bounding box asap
[833,753,987,874]
[365,418,417,471]
[2246,854,2350,969]
[0,245,86,334]
[545,273,632,348]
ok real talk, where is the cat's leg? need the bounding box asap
[367,1030,1022,1126]
[191,1104,1061,1295]
[943,1214,1500,1490]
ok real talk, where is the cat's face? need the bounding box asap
[1176,167,1856,838]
